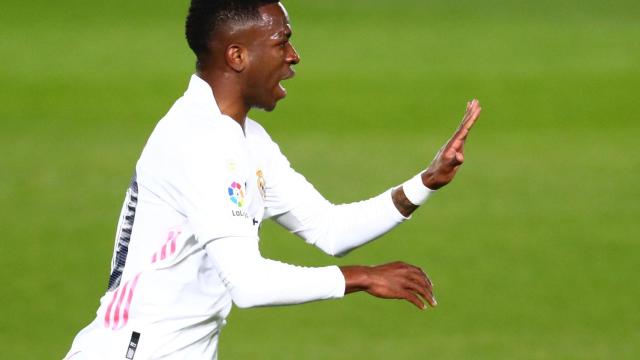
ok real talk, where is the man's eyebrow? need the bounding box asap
[272,28,292,40]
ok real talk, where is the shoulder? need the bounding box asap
[245,118,271,140]
[245,117,282,150]
[140,102,246,172]
[162,92,244,140]
[244,118,294,175]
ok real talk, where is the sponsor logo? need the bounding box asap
[228,181,249,218]
[227,181,245,207]
[231,209,249,218]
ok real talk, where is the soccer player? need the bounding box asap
[64,0,481,359]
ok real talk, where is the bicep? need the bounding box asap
[263,162,334,245]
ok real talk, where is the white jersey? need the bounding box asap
[65,75,409,360]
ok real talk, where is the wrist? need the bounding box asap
[421,172,440,190]
[339,265,371,294]
[403,172,436,205]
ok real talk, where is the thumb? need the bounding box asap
[450,152,464,166]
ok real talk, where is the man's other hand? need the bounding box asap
[423,99,482,190]
[340,262,436,310]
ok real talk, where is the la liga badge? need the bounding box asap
[227,181,245,207]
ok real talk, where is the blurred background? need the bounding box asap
[1,0,638,358]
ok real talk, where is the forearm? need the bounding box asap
[275,189,407,257]
[392,171,437,217]
[391,186,418,218]
[339,265,371,294]
[269,161,435,256]
[206,237,345,308]
[227,259,344,308]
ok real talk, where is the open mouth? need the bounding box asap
[277,82,287,96]
[282,68,295,81]
[277,69,295,96]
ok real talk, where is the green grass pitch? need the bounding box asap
[1,0,639,358]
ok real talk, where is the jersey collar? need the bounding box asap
[184,74,223,115]
[184,74,250,135]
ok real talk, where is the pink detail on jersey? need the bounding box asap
[111,280,130,330]
[160,243,167,260]
[150,230,181,264]
[170,233,177,254]
[166,230,179,256]
[104,288,120,328]
[65,351,82,359]
[121,272,142,329]
[169,231,180,255]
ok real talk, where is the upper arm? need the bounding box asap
[261,143,334,242]
[167,126,255,246]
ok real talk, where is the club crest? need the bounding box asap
[256,169,266,200]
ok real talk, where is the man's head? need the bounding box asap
[186,0,300,112]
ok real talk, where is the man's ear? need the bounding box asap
[225,44,247,72]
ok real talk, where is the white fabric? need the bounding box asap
[65,74,408,359]
[255,137,407,256]
[205,237,344,308]
[271,188,407,257]
[402,173,436,205]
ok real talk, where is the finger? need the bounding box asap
[442,148,463,167]
[405,265,435,290]
[461,100,480,127]
[454,152,464,165]
[459,107,474,131]
[448,101,480,145]
[402,290,426,310]
[463,99,477,119]
[406,271,431,293]
[408,280,436,307]
[450,110,480,145]
[461,102,481,132]
[403,269,434,296]
[420,269,434,288]
[407,266,433,292]
[404,278,436,307]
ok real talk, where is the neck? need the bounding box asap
[197,69,249,128]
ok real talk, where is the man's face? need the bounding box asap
[242,3,300,111]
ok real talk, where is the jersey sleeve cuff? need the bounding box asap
[329,265,347,298]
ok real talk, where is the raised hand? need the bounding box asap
[340,262,436,310]
[423,99,482,190]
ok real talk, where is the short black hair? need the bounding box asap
[185,0,279,57]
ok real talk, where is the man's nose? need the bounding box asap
[287,44,300,65]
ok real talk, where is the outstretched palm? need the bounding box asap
[423,99,482,190]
